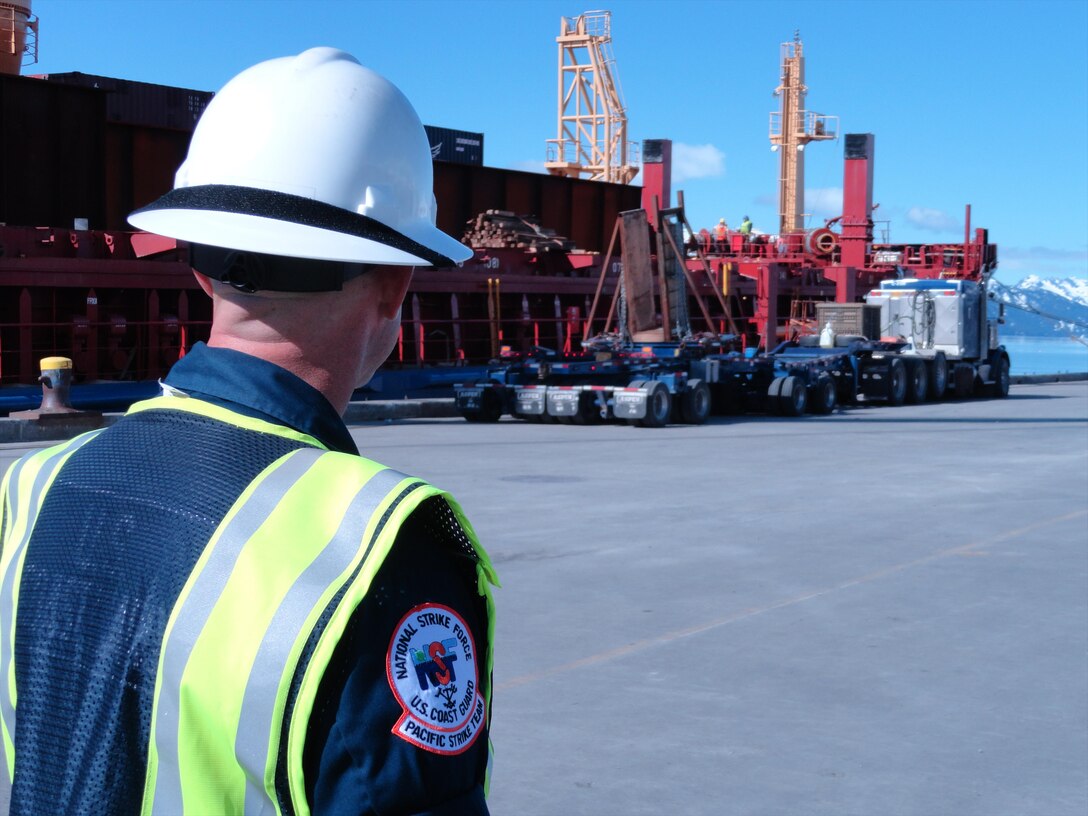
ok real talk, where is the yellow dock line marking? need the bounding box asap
[496,509,1088,692]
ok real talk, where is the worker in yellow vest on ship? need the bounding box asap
[739,215,753,236]
[0,48,497,815]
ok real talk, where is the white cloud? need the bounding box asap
[1001,246,1088,263]
[905,206,959,233]
[997,246,1088,279]
[805,187,843,218]
[750,188,841,221]
[512,159,547,174]
[671,143,725,183]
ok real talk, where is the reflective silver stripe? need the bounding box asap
[151,448,325,815]
[0,433,99,800]
[237,467,413,815]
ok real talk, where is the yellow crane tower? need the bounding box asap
[0,0,38,76]
[769,33,838,234]
[544,10,639,184]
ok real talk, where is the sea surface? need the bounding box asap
[1003,336,1088,375]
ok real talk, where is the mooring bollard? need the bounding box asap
[37,356,77,413]
[9,357,102,425]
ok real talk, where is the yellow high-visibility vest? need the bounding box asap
[0,395,497,815]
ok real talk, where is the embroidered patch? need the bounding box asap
[387,602,485,755]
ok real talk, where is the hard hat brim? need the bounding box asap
[128,185,473,267]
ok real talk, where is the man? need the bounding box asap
[713,218,728,252]
[0,48,497,815]
[739,215,753,236]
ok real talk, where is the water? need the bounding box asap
[1002,336,1088,375]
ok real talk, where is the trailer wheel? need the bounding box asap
[766,376,785,416]
[808,375,837,414]
[988,354,1010,398]
[471,387,503,422]
[927,352,948,400]
[886,358,907,406]
[680,380,712,425]
[905,359,928,404]
[638,382,672,428]
[834,334,867,348]
[778,375,807,416]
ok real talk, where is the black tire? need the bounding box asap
[637,381,672,428]
[680,380,712,425]
[887,358,907,406]
[766,376,785,416]
[778,375,807,417]
[988,355,1010,398]
[466,388,502,422]
[482,389,503,422]
[834,334,867,347]
[927,352,948,400]
[905,359,928,404]
[808,374,837,414]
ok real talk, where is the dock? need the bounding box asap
[2,381,1086,815]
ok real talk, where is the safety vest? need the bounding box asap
[0,395,497,815]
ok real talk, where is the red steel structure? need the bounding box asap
[0,70,641,386]
[0,70,996,391]
[682,132,996,350]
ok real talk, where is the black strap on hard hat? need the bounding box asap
[133,184,456,269]
[189,244,377,293]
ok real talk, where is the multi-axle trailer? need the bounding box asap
[454,332,1009,427]
[455,264,1011,426]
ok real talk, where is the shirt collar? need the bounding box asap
[163,342,358,455]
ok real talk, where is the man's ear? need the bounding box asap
[193,271,215,298]
[374,266,414,320]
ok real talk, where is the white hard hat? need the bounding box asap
[128,47,471,269]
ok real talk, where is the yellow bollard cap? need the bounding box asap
[39,356,73,371]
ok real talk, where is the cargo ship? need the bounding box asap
[0,4,997,410]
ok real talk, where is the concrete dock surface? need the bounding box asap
[2,381,1086,815]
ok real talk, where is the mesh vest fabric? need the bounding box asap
[3,400,496,815]
[8,408,310,815]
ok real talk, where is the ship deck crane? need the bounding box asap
[0,0,38,76]
[544,10,639,184]
[769,33,837,234]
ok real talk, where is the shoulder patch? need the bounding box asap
[387,602,485,755]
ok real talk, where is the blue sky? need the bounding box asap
[29,0,1088,284]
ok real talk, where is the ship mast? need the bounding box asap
[768,33,837,234]
[545,10,639,184]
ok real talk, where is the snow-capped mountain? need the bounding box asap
[990,276,1088,337]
